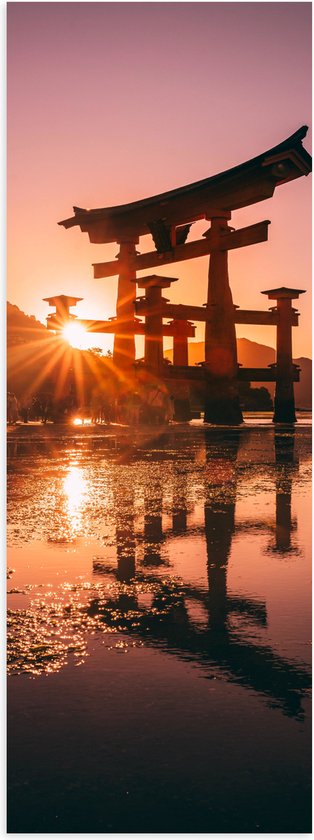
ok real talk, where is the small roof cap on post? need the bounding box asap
[261,286,306,300]
[167,319,195,336]
[135,275,178,289]
[43,294,83,307]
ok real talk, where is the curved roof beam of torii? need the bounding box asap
[59,126,311,244]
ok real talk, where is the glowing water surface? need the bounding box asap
[7,420,311,832]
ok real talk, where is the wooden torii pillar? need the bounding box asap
[203,213,243,425]
[113,239,138,371]
[136,275,177,372]
[261,287,305,423]
[168,318,195,421]
[170,318,195,366]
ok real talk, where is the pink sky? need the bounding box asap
[7,2,312,356]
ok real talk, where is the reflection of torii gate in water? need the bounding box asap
[90,429,309,718]
[51,126,311,424]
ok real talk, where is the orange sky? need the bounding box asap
[7,3,312,357]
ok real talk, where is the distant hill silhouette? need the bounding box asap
[7,303,56,398]
[7,303,312,408]
[7,302,49,345]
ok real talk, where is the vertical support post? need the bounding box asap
[171,319,195,366]
[144,284,164,372]
[275,296,295,422]
[137,275,177,373]
[113,239,138,371]
[261,287,305,424]
[204,215,243,425]
[169,318,195,421]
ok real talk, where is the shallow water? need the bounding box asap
[7,419,312,832]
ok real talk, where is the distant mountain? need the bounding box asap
[164,337,276,367]
[7,303,312,409]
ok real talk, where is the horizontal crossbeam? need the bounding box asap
[238,366,300,382]
[46,316,145,335]
[93,221,270,278]
[135,301,299,327]
[162,365,300,383]
[47,304,299,337]
[47,316,192,338]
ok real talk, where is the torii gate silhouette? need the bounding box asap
[52,126,311,424]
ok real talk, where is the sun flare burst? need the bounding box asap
[62,322,90,350]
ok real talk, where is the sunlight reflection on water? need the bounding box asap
[7,423,311,704]
[63,465,88,536]
[7,421,312,833]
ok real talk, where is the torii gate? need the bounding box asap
[56,126,311,424]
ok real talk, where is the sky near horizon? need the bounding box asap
[7,2,312,357]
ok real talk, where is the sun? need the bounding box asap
[62,322,90,350]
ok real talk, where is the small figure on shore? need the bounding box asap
[7,392,19,424]
[126,392,141,425]
[20,401,30,424]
